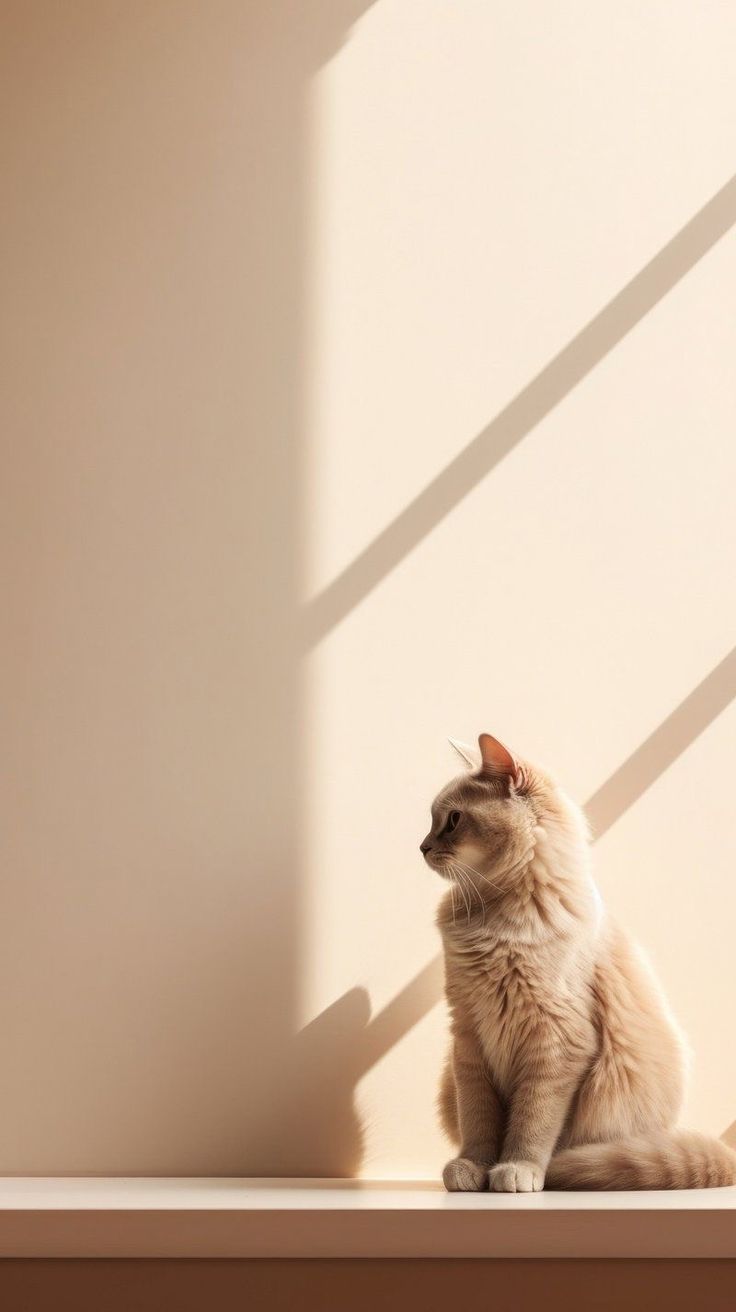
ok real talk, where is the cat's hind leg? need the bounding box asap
[437,1051,459,1145]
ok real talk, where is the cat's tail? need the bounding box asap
[546,1130,736,1190]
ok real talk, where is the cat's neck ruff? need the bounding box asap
[442,797,603,950]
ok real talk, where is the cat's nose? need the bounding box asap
[420,838,433,855]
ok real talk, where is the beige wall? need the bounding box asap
[2,1,735,1176]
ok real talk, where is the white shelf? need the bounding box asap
[0,1178,735,1258]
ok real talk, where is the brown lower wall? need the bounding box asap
[1,1259,735,1312]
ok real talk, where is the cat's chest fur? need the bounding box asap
[445,932,585,1097]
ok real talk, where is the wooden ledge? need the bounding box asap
[0,1178,735,1259]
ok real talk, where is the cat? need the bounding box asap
[421,732,736,1191]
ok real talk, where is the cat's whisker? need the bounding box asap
[452,859,506,895]
[451,865,472,924]
[456,865,482,928]
[456,870,471,926]
[448,862,479,923]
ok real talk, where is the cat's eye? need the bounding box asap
[446,810,461,833]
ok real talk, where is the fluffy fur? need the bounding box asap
[421,733,736,1191]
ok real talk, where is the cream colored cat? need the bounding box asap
[422,733,736,1191]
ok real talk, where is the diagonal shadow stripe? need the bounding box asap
[302,174,736,651]
[585,644,736,837]
[328,643,736,1074]
[723,1120,736,1150]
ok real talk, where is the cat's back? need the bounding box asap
[590,914,687,1067]
[564,915,688,1143]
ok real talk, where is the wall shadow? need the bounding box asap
[301,174,736,650]
[0,0,374,1178]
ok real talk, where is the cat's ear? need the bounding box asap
[448,737,478,769]
[478,732,522,787]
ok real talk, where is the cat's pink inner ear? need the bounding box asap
[478,732,520,782]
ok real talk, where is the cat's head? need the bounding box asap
[420,733,540,886]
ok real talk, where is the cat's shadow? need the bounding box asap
[246,958,445,1176]
[246,987,370,1177]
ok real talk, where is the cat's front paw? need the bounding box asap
[443,1156,489,1192]
[488,1161,544,1193]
